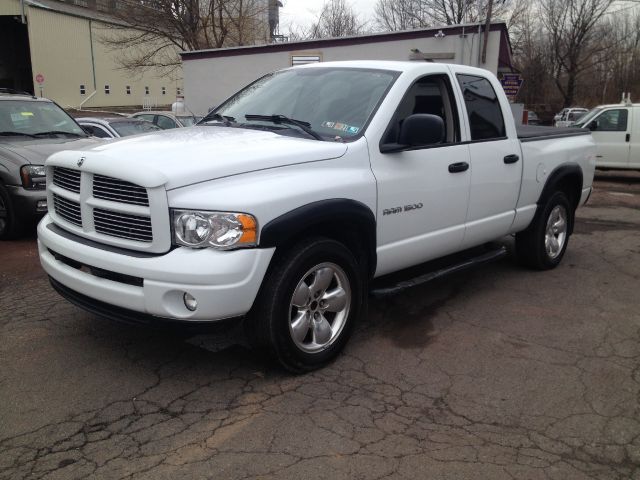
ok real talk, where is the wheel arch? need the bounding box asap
[537,164,583,234]
[259,199,377,279]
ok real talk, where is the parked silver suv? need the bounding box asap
[0,90,99,239]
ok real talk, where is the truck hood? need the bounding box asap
[0,137,101,165]
[46,126,349,189]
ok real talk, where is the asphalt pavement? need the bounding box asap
[1,170,639,479]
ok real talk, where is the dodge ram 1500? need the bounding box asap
[37,61,596,371]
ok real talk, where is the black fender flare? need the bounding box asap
[536,163,583,234]
[260,199,377,277]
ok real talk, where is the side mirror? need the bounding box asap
[399,114,445,146]
[588,121,597,131]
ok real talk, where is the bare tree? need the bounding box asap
[305,0,367,39]
[541,0,616,107]
[374,0,430,30]
[101,0,270,76]
[374,0,515,31]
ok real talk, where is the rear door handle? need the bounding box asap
[504,154,520,164]
[626,133,631,142]
[448,162,469,173]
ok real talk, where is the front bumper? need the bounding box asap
[38,215,275,322]
[6,185,47,217]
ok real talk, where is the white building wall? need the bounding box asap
[183,29,503,116]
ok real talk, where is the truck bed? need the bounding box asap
[517,125,591,142]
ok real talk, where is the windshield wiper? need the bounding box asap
[0,131,38,138]
[200,113,236,126]
[34,131,84,137]
[244,114,323,141]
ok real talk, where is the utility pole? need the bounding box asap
[481,0,494,64]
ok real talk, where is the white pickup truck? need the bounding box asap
[573,101,640,170]
[37,61,596,372]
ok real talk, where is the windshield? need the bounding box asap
[111,121,161,137]
[178,116,201,126]
[208,67,398,140]
[574,107,602,128]
[0,100,85,137]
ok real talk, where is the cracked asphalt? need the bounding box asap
[1,170,639,480]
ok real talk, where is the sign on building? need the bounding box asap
[500,74,523,100]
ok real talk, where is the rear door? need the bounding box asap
[589,108,632,168]
[455,73,522,248]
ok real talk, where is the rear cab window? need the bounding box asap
[456,74,506,141]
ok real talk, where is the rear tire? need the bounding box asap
[247,237,365,373]
[516,191,573,270]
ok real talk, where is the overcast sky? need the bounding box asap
[279,0,376,32]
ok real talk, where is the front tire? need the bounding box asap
[248,237,365,373]
[516,191,573,270]
[0,184,20,240]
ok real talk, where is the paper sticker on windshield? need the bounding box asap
[21,112,34,116]
[322,121,359,135]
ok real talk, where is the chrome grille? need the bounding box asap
[53,194,82,226]
[93,208,152,243]
[93,175,149,206]
[52,167,81,193]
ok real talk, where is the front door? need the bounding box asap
[590,108,632,168]
[369,73,471,277]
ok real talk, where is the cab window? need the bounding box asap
[383,74,460,146]
[83,124,111,138]
[591,109,628,132]
[156,115,177,129]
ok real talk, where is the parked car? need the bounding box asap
[525,110,540,125]
[0,90,99,239]
[38,61,595,372]
[573,101,639,169]
[555,108,588,127]
[78,117,161,138]
[130,111,201,129]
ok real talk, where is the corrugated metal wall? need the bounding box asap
[5,0,183,108]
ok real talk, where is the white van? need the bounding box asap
[574,101,640,169]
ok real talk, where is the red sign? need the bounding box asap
[35,74,45,84]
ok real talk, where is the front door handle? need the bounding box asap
[626,133,631,142]
[504,154,520,164]
[448,162,469,173]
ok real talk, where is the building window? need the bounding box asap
[145,86,150,95]
[161,87,166,95]
[176,87,182,96]
[291,55,321,66]
[104,85,110,95]
[80,85,86,95]
[126,85,131,95]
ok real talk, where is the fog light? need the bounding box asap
[183,292,198,311]
[37,200,48,212]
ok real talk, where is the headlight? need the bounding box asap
[172,210,258,249]
[20,165,46,190]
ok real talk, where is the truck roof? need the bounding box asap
[291,60,489,77]
[594,103,640,108]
